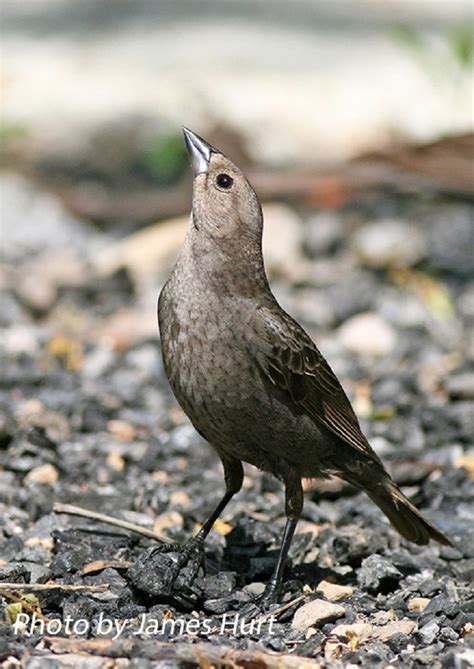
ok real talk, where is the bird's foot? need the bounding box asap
[239,579,281,618]
[128,538,205,603]
[153,538,205,592]
[258,578,281,607]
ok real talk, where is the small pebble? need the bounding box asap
[408,597,431,613]
[418,620,440,645]
[292,598,345,630]
[376,619,417,641]
[24,464,59,485]
[316,580,354,602]
[338,312,397,356]
[332,622,373,642]
[446,373,474,400]
[357,555,402,593]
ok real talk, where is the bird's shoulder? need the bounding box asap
[251,305,383,464]
[251,305,342,397]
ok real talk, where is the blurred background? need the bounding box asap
[1,0,473,545]
[1,3,474,661]
[2,0,473,359]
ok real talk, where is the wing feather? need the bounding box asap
[254,306,382,464]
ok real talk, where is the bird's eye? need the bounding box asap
[216,173,233,189]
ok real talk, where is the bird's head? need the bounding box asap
[182,127,262,244]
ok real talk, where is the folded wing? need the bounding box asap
[254,306,384,468]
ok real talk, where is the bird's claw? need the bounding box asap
[238,580,281,618]
[128,538,205,602]
[153,538,205,592]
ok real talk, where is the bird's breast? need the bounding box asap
[159,282,259,413]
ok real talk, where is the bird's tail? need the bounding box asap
[364,479,452,547]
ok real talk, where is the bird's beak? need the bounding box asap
[182,127,216,176]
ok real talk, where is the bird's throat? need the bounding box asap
[181,230,270,299]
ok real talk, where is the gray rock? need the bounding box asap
[0,562,30,582]
[439,627,459,642]
[0,173,99,261]
[428,206,474,276]
[445,402,474,442]
[242,582,266,598]
[201,571,236,599]
[446,373,474,400]
[440,648,474,669]
[418,619,440,645]
[204,590,249,613]
[328,271,378,323]
[304,211,344,257]
[377,290,427,327]
[423,594,459,618]
[453,559,474,582]
[354,218,426,268]
[171,424,202,452]
[357,554,402,593]
[321,525,389,566]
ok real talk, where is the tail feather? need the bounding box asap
[366,480,453,547]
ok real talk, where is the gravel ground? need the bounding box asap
[0,173,473,668]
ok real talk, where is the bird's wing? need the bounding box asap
[253,306,382,464]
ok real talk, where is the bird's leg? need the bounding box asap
[261,470,303,603]
[153,457,243,592]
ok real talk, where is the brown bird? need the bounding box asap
[157,128,452,603]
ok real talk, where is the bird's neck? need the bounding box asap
[177,229,271,299]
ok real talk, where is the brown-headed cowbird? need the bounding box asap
[157,128,452,603]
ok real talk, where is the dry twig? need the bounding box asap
[0,583,110,593]
[81,560,132,575]
[254,592,308,624]
[53,502,169,543]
